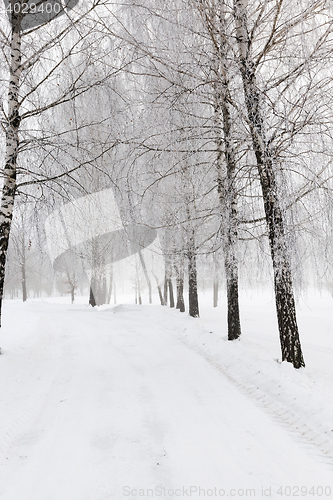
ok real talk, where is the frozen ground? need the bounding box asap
[0,290,333,499]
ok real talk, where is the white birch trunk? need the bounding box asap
[213,4,242,340]
[0,11,22,326]
[233,0,305,367]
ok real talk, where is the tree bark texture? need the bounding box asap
[175,260,185,312]
[163,275,168,306]
[0,13,22,326]
[157,284,164,305]
[21,263,27,302]
[213,254,219,308]
[89,285,96,307]
[213,7,242,340]
[187,228,199,318]
[168,278,175,308]
[234,0,304,367]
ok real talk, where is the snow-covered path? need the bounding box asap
[0,300,332,499]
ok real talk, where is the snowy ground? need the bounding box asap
[0,290,333,499]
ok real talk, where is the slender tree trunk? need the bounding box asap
[213,280,218,308]
[176,276,185,312]
[70,285,75,304]
[187,228,199,318]
[217,133,242,339]
[100,274,107,305]
[21,263,27,302]
[157,284,164,305]
[107,265,113,304]
[163,274,168,306]
[89,284,96,307]
[136,265,142,305]
[0,15,22,326]
[213,254,218,308]
[213,9,242,340]
[152,271,164,305]
[168,279,175,308]
[21,227,27,302]
[90,243,107,306]
[234,0,304,367]
[175,262,185,312]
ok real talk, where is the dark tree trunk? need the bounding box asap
[188,230,199,318]
[89,285,96,307]
[157,284,164,305]
[234,0,304,367]
[176,268,185,312]
[217,82,242,340]
[213,254,219,308]
[211,6,242,340]
[168,279,175,308]
[70,285,75,304]
[163,276,168,306]
[153,271,164,305]
[226,268,241,341]
[224,231,242,341]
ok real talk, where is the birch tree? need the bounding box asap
[235,0,304,365]
[194,0,242,338]
[0,0,125,326]
[230,0,333,367]
[99,0,333,365]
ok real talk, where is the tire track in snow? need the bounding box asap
[158,310,333,469]
[207,359,333,467]
[67,304,333,470]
